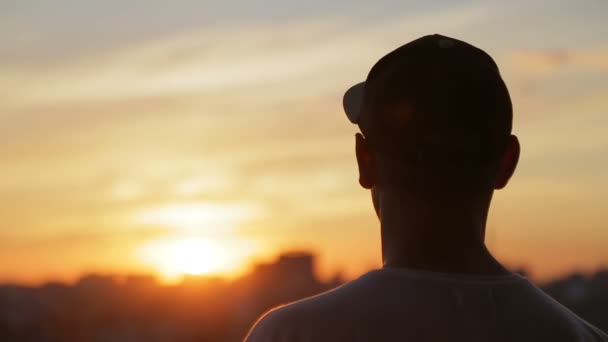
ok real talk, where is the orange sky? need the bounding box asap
[1,0,607,285]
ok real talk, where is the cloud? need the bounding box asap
[133,202,263,232]
[0,227,170,249]
[1,2,491,112]
[509,48,608,76]
[0,0,490,67]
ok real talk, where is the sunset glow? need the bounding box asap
[138,237,259,282]
[134,203,261,232]
[0,0,607,286]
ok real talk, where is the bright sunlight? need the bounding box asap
[137,237,259,282]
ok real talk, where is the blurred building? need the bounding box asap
[0,255,606,341]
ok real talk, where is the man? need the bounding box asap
[245,34,608,342]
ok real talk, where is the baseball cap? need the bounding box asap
[342,34,512,163]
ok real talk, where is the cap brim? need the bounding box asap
[342,82,365,124]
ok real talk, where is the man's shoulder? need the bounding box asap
[245,279,370,342]
[244,304,299,342]
[244,295,328,342]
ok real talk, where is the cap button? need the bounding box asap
[438,38,455,48]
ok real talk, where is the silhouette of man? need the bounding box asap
[245,34,608,342]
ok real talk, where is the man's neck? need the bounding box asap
[379,193,510,276]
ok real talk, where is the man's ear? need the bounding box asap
[355,133,376,189]
[494,134,520,190]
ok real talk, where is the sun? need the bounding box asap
[137,237,251,282]
[133,202,263,282]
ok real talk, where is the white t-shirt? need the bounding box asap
[246,268,608,342]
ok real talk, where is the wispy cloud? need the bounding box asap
[1,3,492,112]
[509,48,608,76]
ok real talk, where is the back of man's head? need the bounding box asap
[344,34,516,205]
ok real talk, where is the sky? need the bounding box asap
[1,0,607,285]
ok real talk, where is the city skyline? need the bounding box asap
[1,251,607,341]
